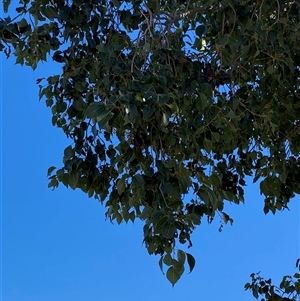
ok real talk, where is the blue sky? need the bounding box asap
[1,44,299,300]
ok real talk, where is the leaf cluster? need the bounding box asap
[245,259,300,301]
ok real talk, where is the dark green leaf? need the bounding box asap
[172,259,185,276]
[199,92,207,109]
[159,256,164,274]
[177,250,186,265]
[186,253,196,273]
[294,273,300,278]
[195,24,207,38]
[47,166,56,176]
[161,222,177,239]
[296,259,300,270]
[227,110,236,119]
[216,34,229,46]
[166,266,181,287]
[267,65,275,74]
[85,103,109,120]
[69,173,79,189]
[186,213,201,225]
[116,212,123,224]
[132,174,145,188]
[203,139,213,153]
[129,104,137,120]
[163,254,173,266]
[117,177,126,195]
[143,106,155,120]
[64,145,73,159]
[211,131,220,142]
[3,0,11,13]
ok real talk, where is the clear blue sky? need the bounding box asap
[1,43,299,301]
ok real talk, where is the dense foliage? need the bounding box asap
[1,0,299,285]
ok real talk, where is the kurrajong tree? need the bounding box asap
[1,0,299,286]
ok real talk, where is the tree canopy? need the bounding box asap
[1,0,300,286]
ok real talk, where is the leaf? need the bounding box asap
[195,24,207,38]
[48,75,60,84]
[47,166,56,176]
[253,50,260,58]
[85,103,109,120]
[158,256,164,274]
[48,178,58,189]
[244,282,251,290]
[155,216,168,233]
[161,222,177,239]
[132,174,145,188]
[3,0,11,13]
[267,65,275,74]
[203,139,213,152]
[211,131,220,142]
[263,204,270,215]
[172,259,185,276]
[227,110,236,119]
[165,102,179,114]
[43,6,58,19]
[199,92,207,109]
[161,112,169,127]
[161,182,177,197]
[186,253,196,273]
[69,172,79,189]
[197,188,209,203]
[241,45,250,57]
[143,106,155,120]
[36,77,44,84]
[164,159,176,168]
[64,145,73,159]
[117,177,126,195]
[222,212,234,225]
[129,104,137,120]
[98,112,114,128]
[296,259,300,270]
[216,34,229,46]
[252,286,259,299]
[166,266,181,287]
[74,81,86,92]
[147,0,159,13]
[163,254,173,266]
[87,189,94,198]
[186,213,201,225]
[116,212,123,224]
[177,250,186,265]
[129,211,135,223]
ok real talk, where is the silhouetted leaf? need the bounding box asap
[166,266,181,287]
[186,253,195,273]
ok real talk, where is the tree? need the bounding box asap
[1,0,299,286]
[245,259,300,301]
